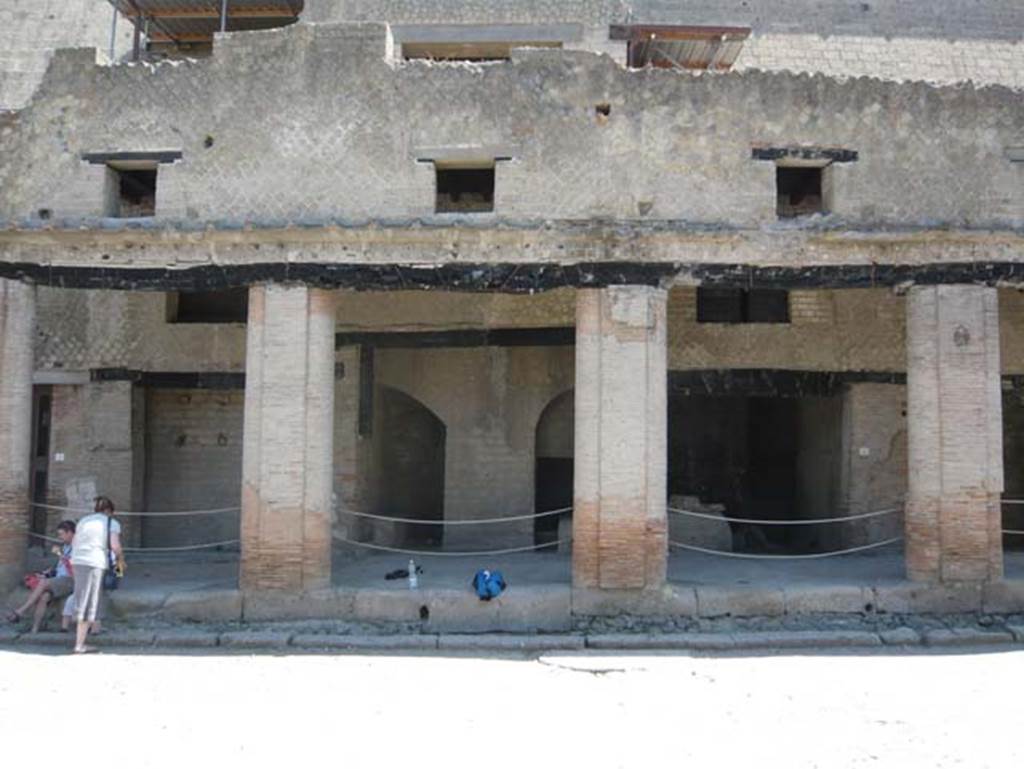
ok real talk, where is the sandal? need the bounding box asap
[72,645,97,654]
[4,610,21,623]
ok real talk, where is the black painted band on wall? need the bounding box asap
[81,367,1024,396]
[336,327,576,349]
[4,260,1024,292]
[668,369,907,398]
[90,369,245,389]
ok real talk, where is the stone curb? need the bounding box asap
[586,630,883,651]
[437,634,586,652]
[291,634,439,651]
[1,628,1022,652]
[921,628,1015,647]
[879,627,922,646]
[586,633,736,651]
[219,631,293,650]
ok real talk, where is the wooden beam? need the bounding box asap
[609,24,751,42]
[147,32,217,43]
[122,7,296,20]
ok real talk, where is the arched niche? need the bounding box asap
[534,389,573,546]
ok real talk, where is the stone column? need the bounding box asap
[0,280,35,588]
[241,285,336,592]
[906,285,1003,583]
[573,286,667,590]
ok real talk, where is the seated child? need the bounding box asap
[5,520,76,633]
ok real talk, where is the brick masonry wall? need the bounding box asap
[142,388,243,548]
[44,381,143,545]
[240,285,335,591]
[574,286,667,589]
[833,382,907,549]
[0,280,34,585]
[668,287,907,372]
[24,285,1024,563]
[35,288,245,372]
[906,285,1003,583]
[37,288,1024,379]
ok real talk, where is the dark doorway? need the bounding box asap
[1003,389,1024,552]
[376,387,446,546]
[29,387,52,547]
[535,390,574,546]
[669,393,840,553]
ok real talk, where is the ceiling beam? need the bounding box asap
[121,7,297,20]
[147,31,220,42]
[609,24,751,42]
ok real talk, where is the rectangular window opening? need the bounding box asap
[402,41,560,62]
[168,289,249,324]
[610,25,751,71]
[776,166,824,219]
[697,288,790,324]
[109,166,157,218]
[435,164,495,213]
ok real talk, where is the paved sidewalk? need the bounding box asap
[1,644,1021,768]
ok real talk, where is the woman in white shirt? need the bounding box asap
[70,496,124,654]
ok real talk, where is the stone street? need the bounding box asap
[0,645,1018,768]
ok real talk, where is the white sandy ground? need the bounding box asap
[0,646,1020,768]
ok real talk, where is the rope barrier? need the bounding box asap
[338,506,572,526]
[668,536,904,559]
[666,506,900,526]
[123,540,239,553]
[21,530,238,552]
[28,501,239,517]
[332,533,571,557]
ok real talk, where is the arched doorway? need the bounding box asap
[375,386,446,547]
[534,390,573,546]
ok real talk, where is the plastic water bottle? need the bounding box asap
[408,558,418,589]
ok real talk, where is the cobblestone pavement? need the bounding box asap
[0,645,1019,768]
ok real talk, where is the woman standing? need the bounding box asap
[70,496,124,654]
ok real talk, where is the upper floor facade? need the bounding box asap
[0,3,1020,291]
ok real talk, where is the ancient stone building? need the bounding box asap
[1,0,1023,619]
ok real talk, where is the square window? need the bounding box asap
[745,289,790,323]
[697,288,789,324]
[167,289,248,324]
[108,166,157,218]
[435,165,495,213]
[697,287,745,323]
[776,166,824,218]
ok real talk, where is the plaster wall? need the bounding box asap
[2,24,1021,231]
[43,381,143,545]
[0,0,131,110]
[304,0,1024,87]
[372,344,574,547]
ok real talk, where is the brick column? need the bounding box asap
[906,285,1003,583]
[241,285,336,592]
[0,280,35,588]
[573,286,667,590]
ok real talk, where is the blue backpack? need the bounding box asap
[472,569,506,601]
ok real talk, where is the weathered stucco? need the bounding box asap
[305,0,1024,88]
[1,23,1021,234]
